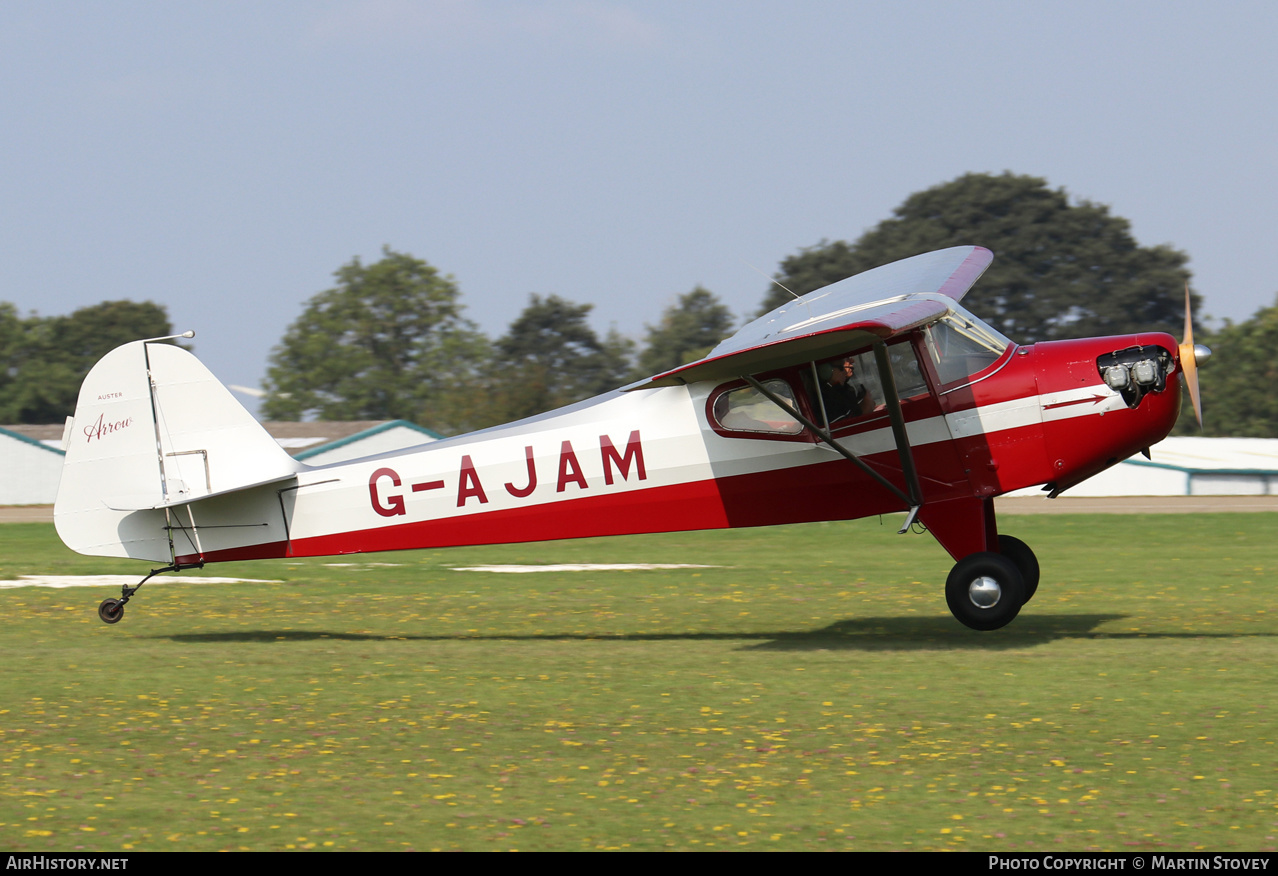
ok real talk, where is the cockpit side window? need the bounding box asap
[923,309,1012,385]
[710,336,944,440]
[806,340,929,431]
[711,379,805,436]
[877,341,930,402]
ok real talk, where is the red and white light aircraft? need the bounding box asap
[54,246,1209,631]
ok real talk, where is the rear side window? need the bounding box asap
[711,379,804,435]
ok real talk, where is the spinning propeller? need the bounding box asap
[1179,282,1212,426]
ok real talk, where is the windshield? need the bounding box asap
[923,306,1012,385]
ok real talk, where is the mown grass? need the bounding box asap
[1,513,1276,851]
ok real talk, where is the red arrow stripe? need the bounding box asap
[1044,394,1109,411]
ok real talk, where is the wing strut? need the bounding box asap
[871,341,925,523]
[742,360,923,533]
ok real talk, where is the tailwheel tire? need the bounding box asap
[98,599,124,625]
[997,535,1040,605]
[945,552,1025,631]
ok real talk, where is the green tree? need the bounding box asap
[0,303,22,418]
[634,287,734,379]
[262,248,489,432]
[601,327,637,389]
[761,172,1198,345]
[491,294,631,422]
[0,300,175,423]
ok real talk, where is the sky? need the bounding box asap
[3,1,1276,414]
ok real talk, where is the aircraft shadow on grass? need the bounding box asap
[155,613,1258,651]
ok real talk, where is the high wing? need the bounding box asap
[632,245,993,388]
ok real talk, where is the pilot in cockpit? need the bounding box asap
[819,357,874,425]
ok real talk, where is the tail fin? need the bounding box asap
[55,339,301,561]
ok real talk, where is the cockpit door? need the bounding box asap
[921,315,1046,499]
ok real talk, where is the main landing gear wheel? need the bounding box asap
[945,552,1025,631]
[997,535,1040,605]
[98,598,124,624]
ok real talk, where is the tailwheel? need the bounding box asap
[97,581,142,625]
[98,598,124,624]
[945,552,1025,631]
[94,562,199,625]
[997,534,1040,605]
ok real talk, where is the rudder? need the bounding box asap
[55,339,301,561]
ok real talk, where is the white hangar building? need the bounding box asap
[0,426,67,505]
[1009,437,1278,497]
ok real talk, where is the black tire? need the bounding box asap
[945,552,1025,631]
[998,535,1040,605]
[98,599,124,625]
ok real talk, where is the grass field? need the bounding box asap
[1,512,1276,851]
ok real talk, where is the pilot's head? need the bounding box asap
[819,361,848,386]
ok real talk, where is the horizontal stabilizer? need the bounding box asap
[105,473,299,512]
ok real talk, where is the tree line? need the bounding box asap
[0,300,175,424]
[257,250,736,435]
[3,173,1274,436]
